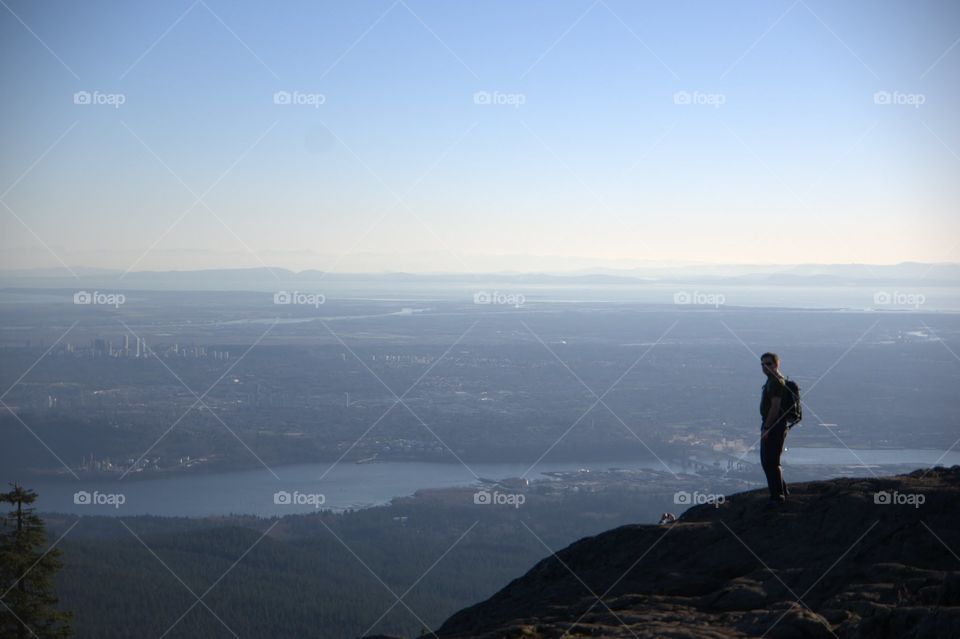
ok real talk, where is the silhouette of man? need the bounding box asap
[760,352,789,506]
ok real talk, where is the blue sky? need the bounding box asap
[1,0,958,272]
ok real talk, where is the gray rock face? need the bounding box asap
[427,466,960,639]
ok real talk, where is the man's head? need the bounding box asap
[761,352,780,377]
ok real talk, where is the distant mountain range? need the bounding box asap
[1,262,958,291]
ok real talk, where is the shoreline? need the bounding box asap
[15,445,957,483]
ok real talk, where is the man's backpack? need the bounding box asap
[782,378,802,428]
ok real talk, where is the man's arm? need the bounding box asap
[762,396,781,440]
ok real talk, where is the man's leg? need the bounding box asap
[762,425,788,502]
[760,435,775,499]
[779,427,789,497]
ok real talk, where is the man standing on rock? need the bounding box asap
[760,352,789,506]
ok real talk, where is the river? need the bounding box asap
[30,447,960,517]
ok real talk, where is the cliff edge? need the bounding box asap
[431,466,960,638]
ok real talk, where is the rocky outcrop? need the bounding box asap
[432,466,960,638]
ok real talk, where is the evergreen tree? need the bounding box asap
[0,483,73,638]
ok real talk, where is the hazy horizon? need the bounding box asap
[3,256,960,278]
